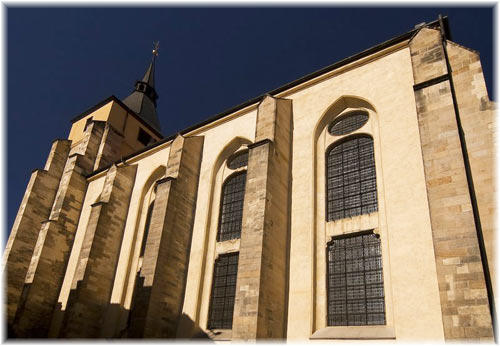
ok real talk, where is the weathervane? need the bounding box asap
[152,41,160,56]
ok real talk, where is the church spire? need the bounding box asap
[122,41,162,133]
[141,41,159,87]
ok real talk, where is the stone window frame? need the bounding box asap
[313,105,395,340]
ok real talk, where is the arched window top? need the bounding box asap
[227,150,249,170]
[218,171,247,241]
[328,111,369,136]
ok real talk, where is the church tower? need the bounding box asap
[3,44,164,337]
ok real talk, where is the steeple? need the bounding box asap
[123,42,162,133]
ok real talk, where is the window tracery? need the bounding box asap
[328,112,369,136]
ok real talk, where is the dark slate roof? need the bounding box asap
[141,58,155,87]
[123,56,162,133]
[122,87,161,131]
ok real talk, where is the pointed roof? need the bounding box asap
[141,57,156,87]
[123,43,162,133]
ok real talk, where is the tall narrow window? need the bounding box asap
[326,136,378,221]
[140,201,155,257]
[207,253,239,329]
[327,232,385,326]
[218,172,246,241]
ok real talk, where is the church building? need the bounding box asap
[3,16,496,341]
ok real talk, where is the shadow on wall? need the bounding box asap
[176,313,212,340]
[8,290,211,340]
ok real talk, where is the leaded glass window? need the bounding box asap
[227,151,249,170]
[208,253,239,330]
[218,172,246,241]
[329,112,369,136]
[327,232,385,326]
[326,136,378,222]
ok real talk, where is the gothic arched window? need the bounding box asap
[217,172,247,242]
[140,201,155,257]
[326,135,378,222]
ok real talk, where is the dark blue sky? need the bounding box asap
[6,6,495,235]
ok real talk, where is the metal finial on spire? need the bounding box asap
[152,41,160,56]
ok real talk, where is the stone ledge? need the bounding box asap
[68,153,85,158]
[310,325,395,340]
[247,138,273,149]
[90,201,107,208]
[52,138,71,144]
[156,176,176,185]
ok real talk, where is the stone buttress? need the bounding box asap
[410,27,494,341]
[3,139,71,327]
[11,120,125,337]
[446,39,496,310]
[58,163,137,337]
[231,95,293,339]
[127,135,204,338]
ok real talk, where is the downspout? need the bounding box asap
[437,14,496,341]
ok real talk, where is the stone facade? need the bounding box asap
[4,18,495,342]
